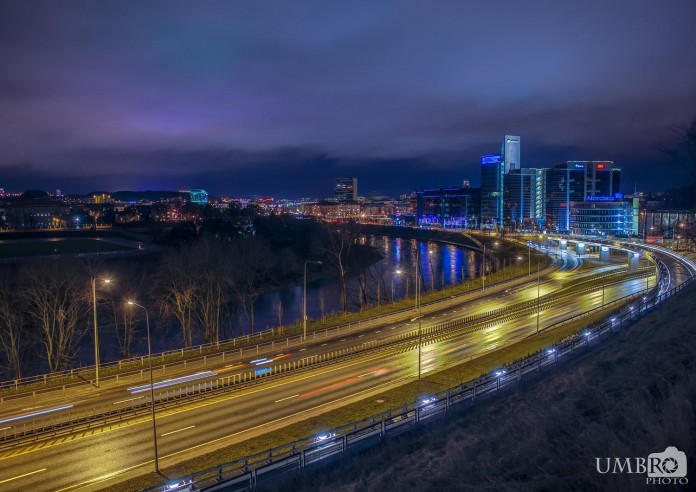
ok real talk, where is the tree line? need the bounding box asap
[0,218,383,380]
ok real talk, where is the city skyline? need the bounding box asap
[1,1,696,196]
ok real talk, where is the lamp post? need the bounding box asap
[536,256,541,335]
[303,261,323,341]
[127,301,159,474]
[91,277,111,387]
[416,249,423,380]
[481,241,498,291]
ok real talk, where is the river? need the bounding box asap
[248,235,479,332]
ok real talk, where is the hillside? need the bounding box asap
[279,284,696,492]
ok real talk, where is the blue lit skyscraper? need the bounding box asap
[502,135,521,174]
[480,155,504,227]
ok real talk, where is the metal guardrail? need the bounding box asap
[0,263,651,446]
[146,261,690,492]
[2,269,622,445]
[0,252,559,395]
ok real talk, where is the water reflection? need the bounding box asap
[251,235,479,332]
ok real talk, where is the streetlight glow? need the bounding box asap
[126,300,159,474]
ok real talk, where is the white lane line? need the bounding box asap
[358,335,364,338]
[391,327,395,329]
[274,394,299,403]
[161,425,195,437]
[299,348,306,351]
[321,343,327,346]
[0,468,47,485]
[340,339,346,341]
[112,396,144,405]
[375,330,381,333]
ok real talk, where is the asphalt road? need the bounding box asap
[0,249,602,426]
[0,263,654,491]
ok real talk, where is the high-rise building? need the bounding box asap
[416,187,481,229]
[180,189,209,205]
[569,201,635,237]
[335,177,358,202]
[480,155,504,227]
[545,161,621,232]
[504,168,546,230]
[501,135,521,174]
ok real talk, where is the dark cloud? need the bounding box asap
[1,0,695,195]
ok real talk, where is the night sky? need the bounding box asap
[1,1,695,198]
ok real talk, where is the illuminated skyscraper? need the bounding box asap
[480,155,503,227]
[334,177,358,202]
[545,161,621,231]
[502,135,521,174]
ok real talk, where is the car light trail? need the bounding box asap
[300,368,389,398]
[250,357,272,365]
[0,405,74,425]
[126,371,217,394]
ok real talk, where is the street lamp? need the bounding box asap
[415,248,424,380]
[303,261,323,341]
[481,241,498,291]
[91,277,111,387]
[536,255,541,335]
[127,301,159,474]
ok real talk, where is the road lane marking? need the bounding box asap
[112,396,144,405]
[161,425,195,437]
[358,334,364,338]
[321,343,327,346]
[0,468,47,484]
[158,375,413,464]
[54,462,149,492]
[274,394,299,403]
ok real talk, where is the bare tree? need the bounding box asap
[109,266,145,358]
[21,260,88,372]
[318,288,326,323]
[158,247,197,347]
[323,224,358,312]
[229,238,272,334]
[0,271,24,379]
[193,240,231,344]
[276,299,283,332]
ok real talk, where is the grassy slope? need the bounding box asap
[280,285,696,492]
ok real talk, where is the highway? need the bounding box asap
[0,246,661,491]
[0,248,611,426]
